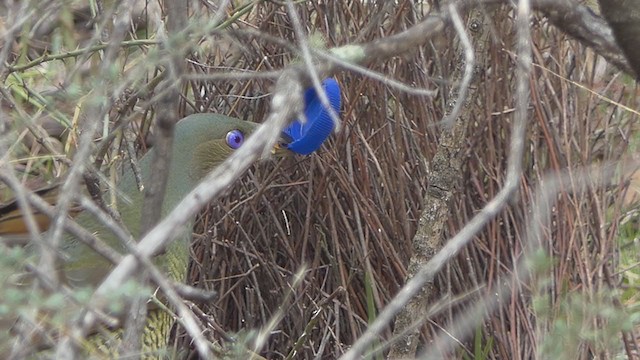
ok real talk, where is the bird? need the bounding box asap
[0,78,342,357]
[0,77,342,236]
[0,113,292,358]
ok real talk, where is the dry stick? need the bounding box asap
[0,167,46,253]
[0,177,124,265]
[44,115,104,291]
[69,68,306,354]
[419,160,629,358]
[200,0,616,103]
[40,100,107,360]
[417,0,533,357]
[0,159,51,359]
[130,241,214,359]
[3,128,110,359]
[1,168,211,346]
[599,0,640,78]
[469,0,632,76]
[183,69,282,81]
[72,196,215,357]
[440,5,476,128]
[347,1,532,358]
[530,0,631,75]
[61,1,460,353]
[62,193,214,358]
[46,0,628,356]
[285,0,342,130]
[336,0,629,359]
[51,3,162,359]
[315,50,438,98]
[285,287,345,360]
[209,0,232,30]
[387,4,488,359]
[118,0,183,355]
[252,266,308,354]
[0,2,34,73]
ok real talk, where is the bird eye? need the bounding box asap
[225,129,244,149]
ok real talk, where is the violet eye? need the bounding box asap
[226,129,244,149]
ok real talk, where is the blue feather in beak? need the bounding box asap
[282,78,341,155]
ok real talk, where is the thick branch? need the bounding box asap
[532,0,632,74]
[598,0,640,78]
[387,5,492,359]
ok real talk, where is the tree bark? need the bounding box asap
[387,6,493,359]
[598,0,640,78]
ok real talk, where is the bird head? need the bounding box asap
[172,114,293,181]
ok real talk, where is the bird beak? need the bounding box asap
[271,132,294,157]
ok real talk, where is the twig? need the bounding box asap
[346,0,532,356]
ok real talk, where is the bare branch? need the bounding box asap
[531,0,632,74]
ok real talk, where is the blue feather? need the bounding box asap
[283,78,341,155]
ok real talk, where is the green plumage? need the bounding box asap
[54,114,259,357]
[62,114,258,286]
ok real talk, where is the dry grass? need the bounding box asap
[2,1,639,359]
[179,3,639,359]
